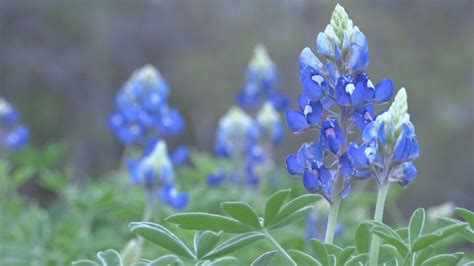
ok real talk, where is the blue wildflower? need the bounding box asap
[320,118,345,155]
[0,98,29,150]
[256,102,284,145]
[207,167,227,186]
[235,45,289,110]
[159,183,188,209]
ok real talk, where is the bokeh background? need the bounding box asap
[1,0,473,212]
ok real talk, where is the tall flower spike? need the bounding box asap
[235,45,289,110]
[256,102,283,145]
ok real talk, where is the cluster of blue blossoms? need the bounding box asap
[0,97,29,150]
[285,5,419,202]
[208,46,286,187]
[109,65,188,209]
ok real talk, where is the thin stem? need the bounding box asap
[263,229,297,266]
[134,193,156,263]
[324,191,341,244]
[368,183,390,266]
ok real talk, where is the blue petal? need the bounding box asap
[316,32,332,57]
[169,146,188,165]
[3,125,29,149]
[350,82,365,106]
[377,121,386,145]
[298,93,311,111]
[334,43,342,61]
[352,31,368,51]
[285,110,308,133]
[299,47,322,70]
[340,176,351,199]
[348,143,369,168]
[272,121,284,145]
[303,170,320,193]
[207,168,227,186]
[348,43,369,72]
[399,162,417,187]
[306,101,323,125]
[374,78,394,102]
[339,153,353,176]
[318,165,332,185]
[362,121,377,143]
[286,154,304,175]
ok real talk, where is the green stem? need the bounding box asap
[134,193,156,262]
[324,193,341,244]
[263,229,297,266]
[368,183,390,266]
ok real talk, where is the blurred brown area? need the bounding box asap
[0,0,473,212]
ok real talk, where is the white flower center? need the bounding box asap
[312,75,324,86]
[304,104,313,116]
[367,79,374,89]
[345,83,355,95]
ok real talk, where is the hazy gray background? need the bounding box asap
[1,0,473,211]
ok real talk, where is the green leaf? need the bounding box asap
[206,257,238,266]
[129,222,195,259]
[97,249,123,266]
[148,255,182,266]
[412,222,468,252]
[371,227,408,253]
[310,238,329,266]
[268,194,320,227]
[72,260,99,266]
[263,189,291,227]
[324,244,342,257]
[194,231,222,259]
[287,250,320,266]
[354,222,371,253]
[336,246,355,266]
[250,250,277,266]
[268,206,313,230]
[221,202,261,229]
[456,207,474,228]
[396,227,408,240]
[421,253,463,266]
[414,246,433,266]
[202,232,265,260]
[366,221,402,239]
[166,212,253,233]
[344,253,367,266]
[409,208,425,248]
[438,217,474,243]
[378,244,403,264]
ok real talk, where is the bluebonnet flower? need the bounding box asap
[127,140,188,209]
[207,166,227,186]
[346,88,420,186]
[285,4,397,202]
[108,65,184,147]
[0,97,29,150]
[235,45,289,111]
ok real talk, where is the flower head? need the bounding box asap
[0,97,29,150]
[256,102,284,144]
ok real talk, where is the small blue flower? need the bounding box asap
[285,96,323,133]
[396,162,417,187]
[159,183,188,209]
[299,48,329,101]
[3,125,29,150]
[286,142,333,197]
[319,118,345,154]
[207,167,227,186]
[392,123,420,163]
[352,104,374,131]
[0,98,29,150]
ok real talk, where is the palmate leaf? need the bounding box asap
[287,250,320,266]
[250,250,278,266]
[310,238,329,266]
[266,194,321,228]
[97,249,123,266]
[129,222,195,259]
[420,253,463,266]
[409,208,425,247]
[221,202,261,229]
[166,213,253,233]
[438,217,474,243]
[194,231,222,259]
[201,232,265,260]
[411,222,468,252]
[456,207,474,228]
[263,189,291,227]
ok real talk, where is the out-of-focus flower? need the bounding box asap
[0,97,29,150]
[235,45,289,110]
[256,102,284,145]
[108,65,184,146]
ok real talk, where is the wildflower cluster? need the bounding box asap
[285,4,407,201]
[108,65,188,209]
[108,65,184,147]
[127,140,188,209]
[209,46,286,187]
[235,45,289,111]
[0,97,29,150]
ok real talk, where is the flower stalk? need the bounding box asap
[368,182,390,266]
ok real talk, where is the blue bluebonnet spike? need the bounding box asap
[320,118,345,154]
[256,102,284,145]
[0,97,29,150]
[235,45,289,110]
[108,65,184,147]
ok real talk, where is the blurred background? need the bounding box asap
[1,0,473,213]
